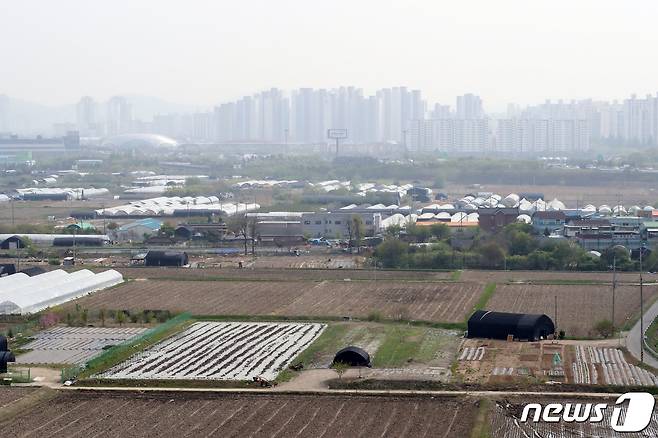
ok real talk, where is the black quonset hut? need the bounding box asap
[467,310,555,341]
[333,346,371,367]
[145,250,189,267]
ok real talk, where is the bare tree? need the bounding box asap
[228,215,249,255]
[248,217,258,255]
[350,215,365,253]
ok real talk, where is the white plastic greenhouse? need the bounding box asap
[0,269,123,315]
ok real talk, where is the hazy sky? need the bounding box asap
[2,0,658,111]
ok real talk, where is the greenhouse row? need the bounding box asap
[0,269,123,315]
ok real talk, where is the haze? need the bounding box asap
[2,0,658,110]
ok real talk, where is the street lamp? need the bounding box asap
[639,243,645,364]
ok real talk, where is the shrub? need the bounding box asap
[366,311,383,322]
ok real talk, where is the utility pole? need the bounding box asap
[11,197,15,225]
[102,202,106,235]
[554,295,558,336]
[612,252,616,330]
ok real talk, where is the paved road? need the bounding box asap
[626,295,658,369]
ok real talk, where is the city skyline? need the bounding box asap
[4,87,658,156]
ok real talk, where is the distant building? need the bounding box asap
[116,218,162,242]
[531,211,566,234]
[478,208,519,232]
[301,212,381,239]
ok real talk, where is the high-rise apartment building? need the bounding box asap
[76,96,97,136]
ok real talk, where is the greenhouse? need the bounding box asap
[0,269,123,315]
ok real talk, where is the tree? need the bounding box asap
[385,224,402,238]
[227,215,250,255]
[429,223,449,240]
[527,250,553,270]
[507,230,536,256]
[406,222,431,243]
[346,215,365,253]
[594,319,614,338]
[374,239,409,268]
[248,218,258,255]
[159,222,175,237]
[332,361,350,380]
[478,242,506,269]
[115,310,127,327]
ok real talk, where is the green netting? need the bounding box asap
[80,312,193,378]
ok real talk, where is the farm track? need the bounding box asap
[69,280,482,324]
[461,269,643,284]
[487,283,658,337]
[101,266,453,282]
[1,390,477,438]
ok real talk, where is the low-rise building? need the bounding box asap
[531,211,566,234]
[478,207,519,232]
[115,218,162,242]
[301,212,381,239]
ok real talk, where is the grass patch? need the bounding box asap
[373,326,425,367]
[467,282,496,323]
[450,270,463,281]
[470,399,492,438]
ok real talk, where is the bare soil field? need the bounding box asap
[69,279,483,323]
[0,199,118,224]
[2,391,477,437]
[487,283,658,337]
[460,269,644,284]
[0,387,37,409]
[105,266,452,282]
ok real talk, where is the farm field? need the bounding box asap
[1,391,477,437]
[491,396,658,438]
[486,283,658,337]
[0,388,37,409]
[460,269,645,284]
[99,322,325,381]
[69,279,484,323]
[17,327,148,365]
[456,338,658,386]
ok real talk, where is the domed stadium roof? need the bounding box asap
[101,134,178,149]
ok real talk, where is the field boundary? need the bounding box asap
[467,283,496,323]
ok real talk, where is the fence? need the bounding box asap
[644,315,658,360]
[60,312,193,382]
